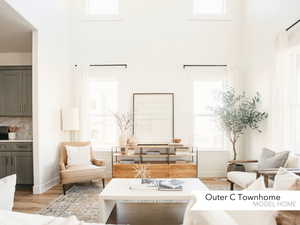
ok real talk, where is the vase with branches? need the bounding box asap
[113,112,132,147]
[211,87,268,161]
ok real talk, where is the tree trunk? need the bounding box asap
[232,141,237,160]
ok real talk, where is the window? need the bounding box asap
[193,80,224,150]
[193,0,226,15]
[87,80,118,146]
[86,0,119,16]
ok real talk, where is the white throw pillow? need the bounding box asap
[273,167,300,190]
[65,145,92,166]
[0,174,16,211]
[227,177,277,225]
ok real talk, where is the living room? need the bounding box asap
[0,0,300,225]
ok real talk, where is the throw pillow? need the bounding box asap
[259,148,290,170]
[276,180,300,225]
[0,174,16,211]
[274,167,300,190]
[65,145,92,166]
[227,177,277,225]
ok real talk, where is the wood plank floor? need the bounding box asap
[13,178,228,224]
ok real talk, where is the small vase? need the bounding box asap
[119,133,128,147]
[8,132,16,140]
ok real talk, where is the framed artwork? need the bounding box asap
[133,93,174,144]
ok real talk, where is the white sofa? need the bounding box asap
[227,153,300,189]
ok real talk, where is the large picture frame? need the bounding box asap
[133,93,174,144]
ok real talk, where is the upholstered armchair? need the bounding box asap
[59,142,106,194]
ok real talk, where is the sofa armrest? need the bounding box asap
[92,159,105,167]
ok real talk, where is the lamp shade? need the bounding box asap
[62,108,80,131]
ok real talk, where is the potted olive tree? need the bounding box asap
[211,87,268,171]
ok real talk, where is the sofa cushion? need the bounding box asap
[258,148,289,170]
[0,174,16,211]
[227,172,257,188]
[285,153,300,168]
[61,165,105,184]
[273,167,300,190]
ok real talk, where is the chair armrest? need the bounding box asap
[228,160,258,164]
[92,159,105,166]
[59,162,66,171]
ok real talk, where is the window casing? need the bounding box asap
[87,80,118,146]
[193,80,225,150]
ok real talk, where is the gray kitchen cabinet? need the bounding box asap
[0,152,11,178]
[0,143,33,185]
[0,66,32,117]
[11,152,33,184]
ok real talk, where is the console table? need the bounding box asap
[112,145,198,178]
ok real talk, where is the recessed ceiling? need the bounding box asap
[0,1,33,53]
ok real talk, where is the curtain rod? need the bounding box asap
[89,64,128,68]
[183,64,227,69]
[286,19,300,31]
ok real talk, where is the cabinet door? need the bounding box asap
[0,152,11,179]
[0,70,22,116]
[11,152,33,184]
[21,70,32,116]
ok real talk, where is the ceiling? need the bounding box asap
[0,1,33,53]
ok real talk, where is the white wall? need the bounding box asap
[241,0,300,160]
[0,52,32,65]
[2,0,72,193]
[71,0,243,176]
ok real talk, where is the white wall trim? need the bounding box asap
[33,176,59,194]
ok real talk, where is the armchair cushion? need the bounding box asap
[61,164,106,184]
[227,172,257,188]
[65,145,92,166]
[258,148,289,170]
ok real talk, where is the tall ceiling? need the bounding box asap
[0,1,33,53]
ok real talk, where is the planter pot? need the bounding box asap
[119,134,128,147]
[8,132,16,140]
[227,163,246,172]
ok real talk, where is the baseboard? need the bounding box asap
[198,170,226,178]
[33,176,59,194]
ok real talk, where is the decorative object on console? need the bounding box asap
[8,126,19,140]
[173,138,182,144]
[61,108,80,142]
[113,112,132,147]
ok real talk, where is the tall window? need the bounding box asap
[87,80,118,146]
[193,80,224,150]
[193,0,226,16]
[86,0,119,16]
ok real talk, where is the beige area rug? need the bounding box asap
[38,178,231,223]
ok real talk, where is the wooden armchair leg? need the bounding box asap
[63,184,66,195]
[102,178,105,188]
[230,182,234,190]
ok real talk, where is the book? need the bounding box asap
[158,179,183,191]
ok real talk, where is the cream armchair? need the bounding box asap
[59,142,106,194]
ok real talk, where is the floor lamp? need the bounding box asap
[62,108,80,142]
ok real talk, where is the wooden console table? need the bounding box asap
[112,145,198,178]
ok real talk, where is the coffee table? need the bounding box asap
[99,178,206,223]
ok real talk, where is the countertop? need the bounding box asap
[0,140,33,143]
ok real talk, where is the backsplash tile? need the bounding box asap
[0,117,32,140]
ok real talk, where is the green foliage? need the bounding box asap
[211,87,268,159]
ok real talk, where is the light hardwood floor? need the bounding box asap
[13,178,228,215]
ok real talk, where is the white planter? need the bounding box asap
[119,133,128,147]
[8,132,16,140]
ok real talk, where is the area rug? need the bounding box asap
[38,178,231,223]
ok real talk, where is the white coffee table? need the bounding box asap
[99,178,206,223]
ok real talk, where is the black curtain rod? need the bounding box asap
[286,19,300,31]
[89,64,128,68]
[183,64,227,69]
